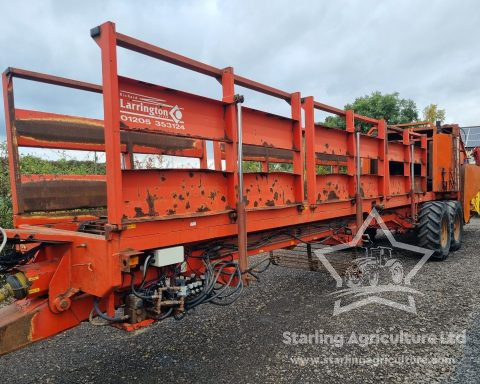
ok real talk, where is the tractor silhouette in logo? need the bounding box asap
[344,246,404,288]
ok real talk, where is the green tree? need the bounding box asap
[324,91,419,131]
[422,104,446,124]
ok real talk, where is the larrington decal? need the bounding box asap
[119,90,185,130]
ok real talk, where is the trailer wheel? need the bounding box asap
[417,201,451,261]
[446,201,464,251]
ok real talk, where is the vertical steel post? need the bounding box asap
[303,96,316,207]
[2,72,22,222]
[355,131,363,232]
[92,22,123,226]
[235,96,248,282]
[237,100,244,195]
[410,142,416,220]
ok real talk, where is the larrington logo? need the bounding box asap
[315,208,434,315]
[119,90,185,130]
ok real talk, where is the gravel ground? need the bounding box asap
[1,218,480,383]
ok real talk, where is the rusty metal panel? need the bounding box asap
[15,109,105,147]
[242,145,294,163]
[20,175,106,212]
[360,175,380,198]
[389,175,408,196]
[220,144,294,163]
[15,109,204,157]
[121,170,230,220]
[244,173,297,209]
[315,174,350,203]
[387,142,407,162]
[118,76,226,141]
[315,153,348,165]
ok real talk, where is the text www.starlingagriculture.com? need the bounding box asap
[289,355,456,366]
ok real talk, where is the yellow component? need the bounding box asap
[28,287,40,294]
[472,192,480,216]
[129,255,140,267]
[28,275,40,282]
[126,224,136,230]
[0,272,30,303]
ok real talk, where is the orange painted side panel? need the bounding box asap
[122,169,231,219]
[433,133,454,192]
[313,125,348,156]
[359,135,380,159]
[244,172,297,209]
[387,142,405,162]
[389,175,409,196]
[360,175,380,198]
[315,174,350,203]
[118,76,226,141]
[462,164,480,222]
[242,107,295,150]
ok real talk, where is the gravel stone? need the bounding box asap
[1,218,480,383]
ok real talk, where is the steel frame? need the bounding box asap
[0,21,473,355]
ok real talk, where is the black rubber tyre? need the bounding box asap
[446,200,464,251]
[417,201,451,261]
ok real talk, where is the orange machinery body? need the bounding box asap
[1,21,479,355]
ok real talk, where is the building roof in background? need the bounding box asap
[461,126,480,148]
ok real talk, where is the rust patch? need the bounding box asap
[16,117,199,154]
[186,202,191,209]
[209,191,217,200]
[146,190,158,216]
[266,200,275,207]
[15,118,104,144]
[273,192,279,201]
[134,207,146,217]
[254,201,258,207]
[22,179,106,213]
[327,191,339,201]
[221,196,226,202]
[166,209,176,215]
[243,145,293,161]
[0,306,37,356]
[178,194,185,201]
[196,205,211,212]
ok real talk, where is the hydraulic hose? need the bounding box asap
[92,297,128,323]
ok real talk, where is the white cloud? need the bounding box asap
[1,0,479,144]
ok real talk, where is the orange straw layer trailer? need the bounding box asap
[1,21,480,355]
